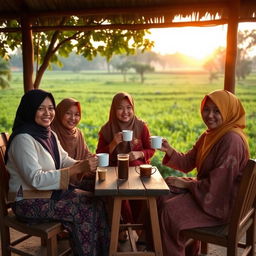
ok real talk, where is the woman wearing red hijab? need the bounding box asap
[96,92,155,166]
[96,92,155,245]
[158,90,250,256]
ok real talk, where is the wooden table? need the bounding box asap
[95,166,170,256]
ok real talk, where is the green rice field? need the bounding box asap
[1,71,255,177]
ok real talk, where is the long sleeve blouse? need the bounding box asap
[162,131,248,221]
[7,133,76,201]
[96,124,155,166]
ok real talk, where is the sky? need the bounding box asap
[147,22,256,60]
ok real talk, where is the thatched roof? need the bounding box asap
[0,0,255,32]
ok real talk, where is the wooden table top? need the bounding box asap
[94,166,170,197]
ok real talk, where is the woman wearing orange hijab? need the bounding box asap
[157,90,250,256]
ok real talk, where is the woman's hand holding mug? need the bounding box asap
[159,138,174,157]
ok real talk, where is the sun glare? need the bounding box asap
[147,23,255,60]
[148,26,227,60]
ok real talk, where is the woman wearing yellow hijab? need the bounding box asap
[157,90,250,256]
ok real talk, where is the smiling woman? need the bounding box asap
[35,97,55,127]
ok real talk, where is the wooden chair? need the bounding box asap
[0,132,71,256]
[182,159,256,256]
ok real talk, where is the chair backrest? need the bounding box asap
[0,132,10,217]
[229,159,256,237]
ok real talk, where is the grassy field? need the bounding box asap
[1,71,255,177]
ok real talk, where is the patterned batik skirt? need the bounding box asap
[12,188,110,256]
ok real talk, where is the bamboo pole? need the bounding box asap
[30,19,228,32]
[21,16,34,93]
[0,19,228,33]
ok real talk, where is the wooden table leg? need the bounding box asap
[148,197,163,256]
[109,197,122,256]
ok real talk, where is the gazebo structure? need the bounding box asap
[0,0,256,93]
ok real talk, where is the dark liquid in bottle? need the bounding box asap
[118,158,129,179]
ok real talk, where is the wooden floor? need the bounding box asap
[0,228,255,255]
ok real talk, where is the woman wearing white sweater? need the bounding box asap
[5,89,109,256]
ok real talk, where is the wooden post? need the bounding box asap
[224,0,240,94]
[21,16,34,93]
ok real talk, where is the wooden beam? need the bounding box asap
[31,19,228,32]
[0,2,228,20]
[1,18,255,33]
[239,18,256,22]
[0,27,21,33]
[32,2,228,18]
[21,16,34,93]
[224,0,240,94]
[0,19,228,33]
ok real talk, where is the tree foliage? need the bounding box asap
[203,29,256,82]
[131,62,154,83]
[203,47,226,83]
[236,29,256,80]
[110,51,156,83]
[0,17,154,88]
[112,61,132,82]
[0,58,11,89]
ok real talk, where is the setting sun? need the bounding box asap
[147,23,255,60]
[147,26,227,60]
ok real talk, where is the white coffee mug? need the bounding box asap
[150,136,162,149]
[122,130,133,141]
[96,153,109,167]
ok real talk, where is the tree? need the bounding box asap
[0,58,11,89]
[203,29,256,82]
[203,47,226,83]
[0,18,154,89]
[123,50,160,65]
[131,62,154,83]
[113,61,132,82]
[236,30,256,80]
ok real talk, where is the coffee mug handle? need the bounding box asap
[135,166,140,175]
[151,166,157,175]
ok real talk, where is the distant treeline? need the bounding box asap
[9,50,207,72]
[9,49,256,74]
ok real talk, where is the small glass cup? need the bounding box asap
[98,168,107,181]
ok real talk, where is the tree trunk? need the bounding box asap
[33,30,61,89]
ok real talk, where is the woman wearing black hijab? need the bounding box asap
[5,89,109,256]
